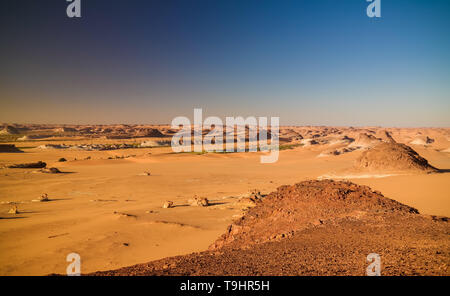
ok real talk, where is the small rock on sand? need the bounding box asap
[8,205,19,214]
[250,189,263,200]
[40,167,62,174]
[113,211,137,218]
[8,161,46,169]
[39,193,50,202]
[138,171,151,176]
[189,196,209,207]
[163,201,174,208]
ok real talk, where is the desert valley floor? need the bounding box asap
[0,125,449,275]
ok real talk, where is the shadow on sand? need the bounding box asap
[0,216,27,220]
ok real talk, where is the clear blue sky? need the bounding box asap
[1,0,449,126]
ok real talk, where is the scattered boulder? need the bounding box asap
[40,194,50,202]
[0,144,23,153]
[163,201,174,208]
[189,196,209,207]
[40,167,62,174]
[237,190,264,208]
[318,147,358,157]
[8,205,18,214]
[249,189,263,201]
[113,211,137,218]
[8,161,46,168]
[238,197,258,208]
[58,158,67,162]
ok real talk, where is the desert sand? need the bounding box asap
[0,124,449,275]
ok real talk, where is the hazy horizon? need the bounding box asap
[1,0,449,126]
[2,121,449,129]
